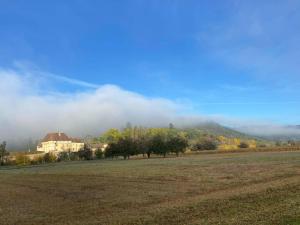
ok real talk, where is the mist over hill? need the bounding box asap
[237,125,300,141]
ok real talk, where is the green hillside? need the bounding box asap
[181,122,258,140]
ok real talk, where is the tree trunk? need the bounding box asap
[147,152,150,158]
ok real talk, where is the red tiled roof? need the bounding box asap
[42,133,70,142]
[70,138,83,143]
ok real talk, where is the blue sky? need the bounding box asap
[1,0,300,127]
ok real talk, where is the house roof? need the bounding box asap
[41,132,83,143]
[42,133,71,142]
[70,138,83,143]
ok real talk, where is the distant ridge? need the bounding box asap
[181,122,260,140]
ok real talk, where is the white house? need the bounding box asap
[37,132,84,153]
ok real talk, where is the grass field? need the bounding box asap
[0,151,300,225]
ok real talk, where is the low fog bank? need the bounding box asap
[1,67,300,150]
[0,68,211,150]
[237,125,300,139]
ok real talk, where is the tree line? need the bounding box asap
[1,124,273,166]
[102,126,189,159]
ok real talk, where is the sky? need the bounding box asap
[1,0,300,143]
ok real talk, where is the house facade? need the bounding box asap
[37,132,84,153]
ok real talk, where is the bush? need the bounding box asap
[287,140,296,146]
[192,139,218,151]
[43,153,57,163]
[192,143,203,151]
[57,152,70,162]
[69,152,79,161]
[78,146,93,160]
[15,153,31,166]
[239,142,249,148]
[95,148,104,159]
[31,155,44,165]
[258,144,267,148]
[4,159,15,166]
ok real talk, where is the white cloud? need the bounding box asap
[1,67,300,150]
[0,67,185,143]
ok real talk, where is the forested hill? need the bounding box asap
[181,122,258,140]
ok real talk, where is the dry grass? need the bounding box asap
[0,151,299,225]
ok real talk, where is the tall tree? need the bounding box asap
[100,128,122,143]
[169,123,175,129]
[149,134,169,158]
[167,135,188,156]
[0,141,9,166]
[105,137,138,159]
[119,137,138,159]
[78,145,93,160]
